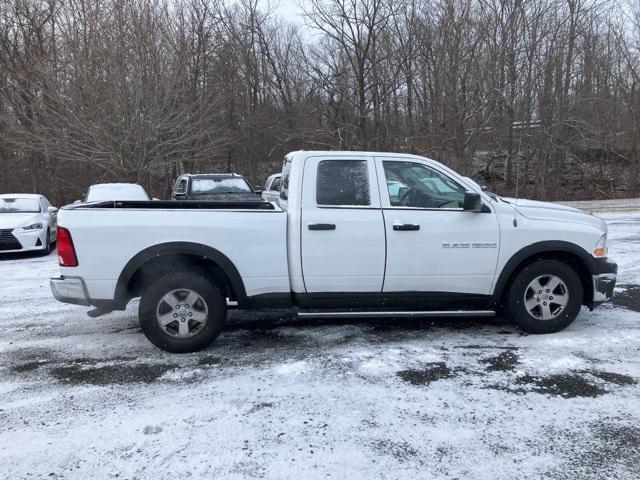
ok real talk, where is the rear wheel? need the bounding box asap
[139,272,226,353]
[507,260,583,334]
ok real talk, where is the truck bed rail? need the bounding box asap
[64,200,277,210]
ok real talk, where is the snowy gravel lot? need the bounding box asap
[1,201,639,479]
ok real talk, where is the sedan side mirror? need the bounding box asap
[254,186,263,194]
[463,192,483,212]
[173,193,187,200]
[47,206,58,213]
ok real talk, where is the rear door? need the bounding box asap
[301,155,385,292]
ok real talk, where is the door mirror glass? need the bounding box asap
[463,192,483,212]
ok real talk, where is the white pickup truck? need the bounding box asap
[51,151,617,352]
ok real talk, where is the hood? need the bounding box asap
[0,213,40,229]
[502,197,580,213]
[502,197,606,231]
[189,192,263,202]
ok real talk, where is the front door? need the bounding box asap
[301,155,385,293]
[375,157,500,295]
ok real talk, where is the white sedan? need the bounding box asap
[0,194,57,254]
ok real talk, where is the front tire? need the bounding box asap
[42,229,51,255]
[507,260,583,334]
[139,272,226,353]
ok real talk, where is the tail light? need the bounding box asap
[57,227,78,267]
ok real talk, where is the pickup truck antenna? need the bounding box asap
[515,154,520,203]
[512,139,522,227]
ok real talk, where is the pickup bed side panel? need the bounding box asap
[59,208,289,302]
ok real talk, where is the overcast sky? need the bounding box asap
[270,0,305,24]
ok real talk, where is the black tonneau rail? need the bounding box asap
[65,200,276,210]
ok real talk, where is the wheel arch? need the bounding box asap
[113,242,247,309]
[494,241,596,307]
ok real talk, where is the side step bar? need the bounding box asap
[297,310,495,319]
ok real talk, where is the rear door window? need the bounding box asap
[316,160,370,206]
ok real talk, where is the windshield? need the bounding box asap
[191,178,252,195]
[0,198,41,213]
[86,185,149,202]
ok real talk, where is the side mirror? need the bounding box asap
[173,193,187,200]
[463,192,483,212]
[47,206,58,214]
[73,200,81,204]
[254,186,263,194]
[151,197,160,201]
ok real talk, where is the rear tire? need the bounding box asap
[507,260,583,334]
[139,272,226,353]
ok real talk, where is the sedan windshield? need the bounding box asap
[191,178,252,195]
[0,198,41,213]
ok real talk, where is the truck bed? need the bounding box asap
[57,201,289,304]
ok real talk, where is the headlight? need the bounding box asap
[22,223,43,230]
[593,233,607,257]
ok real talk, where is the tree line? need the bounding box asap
[1,0,639,205]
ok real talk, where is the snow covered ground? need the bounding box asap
[1,201,639,479]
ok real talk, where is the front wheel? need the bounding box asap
[507,260,583,334]
[42,229,51,255]
[139,272,226,353]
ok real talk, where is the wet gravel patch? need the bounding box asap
[51,363,179,385]
[613,285,640,312]
[546,422,640,479]
[515,373,607,398]
[481,351,520,372]
[11,360,51,373]
[397,362,452,386]
[197,355,223,366]
[584,370,636,386]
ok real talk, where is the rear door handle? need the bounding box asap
[393,223,420,231]
[308,223,336,231]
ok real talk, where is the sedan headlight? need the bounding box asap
[23,223,43,230]
[593,233,607,257]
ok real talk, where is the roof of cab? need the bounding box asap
[180,173,243,178]
[0,193,43,198]
[286,150,426,161]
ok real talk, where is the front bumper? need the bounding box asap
[50,276,91,306]
[591,258,617,306]
[0,227,47,252]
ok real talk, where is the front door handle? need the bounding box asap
[308,223,336,231]
[393,223,420,231]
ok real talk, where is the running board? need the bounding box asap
[297,310,495,319]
